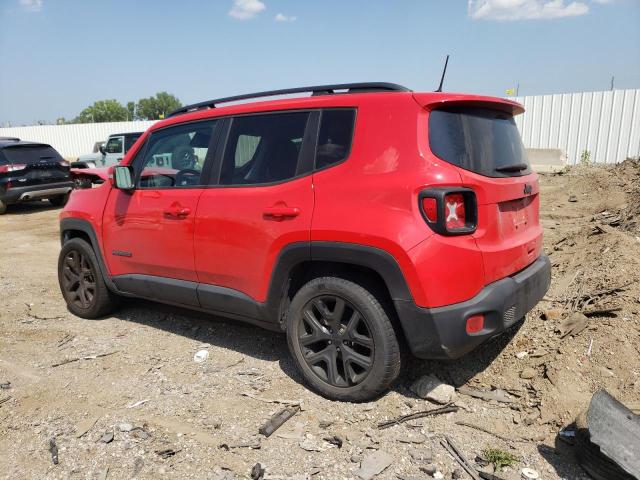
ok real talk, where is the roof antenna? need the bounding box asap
[435,54,450,92]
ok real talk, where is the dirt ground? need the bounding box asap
[1,161,639,480]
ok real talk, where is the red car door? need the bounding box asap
[194,112,315,309]
[102,120,220,304]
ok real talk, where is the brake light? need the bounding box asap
[421,197,438,222]
[445,193,466,230]
[418,188,477,235]
[466,314,485,334]
[0,164,27,173]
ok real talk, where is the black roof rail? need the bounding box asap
[168,82,411,117]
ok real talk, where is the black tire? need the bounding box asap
[286,277,401,402]
[58,238,119,318]
[0,199,6,215]
[49,193,69,207]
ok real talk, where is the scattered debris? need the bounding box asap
[131,427,150,440]
[356,450,393,480]
[559,312,589,338]
[452,468,464,479]
[568,194,578,202]
[520,367,537,380]
[456,421,530,443]
[457,386,514,404]
[100,431,114,444]
[241,391,301,406]
[219,438,261,450]
[575,389,640,479]
[515,351,529,359]
[440,436,482,480]
[126,399,149,409]
[51,351,119,368]
[521,467,540,479]
[299,434,327,452]
[57,333,75,348]
[75,416,100,438]
[0,396,11,406]
[118,422,134,433]
[541,309,562,321]
[250,463,265,480]
[377,403,458,429]
[258,405,299,437]
[193,349,209,363]
[0,381,11,390]
[410,374,456,404]
[48,437,59,465]
[322,435,343,448]
[156,448,181,459]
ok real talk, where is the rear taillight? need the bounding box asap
[418,188,477,235]
[0,164,27,173]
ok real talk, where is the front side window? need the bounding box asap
[220,112,309,185]
[315,109,356,170]
[105,136,124,154]
[136,121,217,189]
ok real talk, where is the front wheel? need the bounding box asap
[286,277,401,402]
[58,238,119,318]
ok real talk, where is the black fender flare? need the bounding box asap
[59,218,119,293]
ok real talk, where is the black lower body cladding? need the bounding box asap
[396,254,552,360]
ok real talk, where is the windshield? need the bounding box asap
[2,145,63,165]
[429,106,531,178]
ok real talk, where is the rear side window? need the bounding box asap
[2,145,63,164]
[315,109,356,170]
[429,107,530,178]
[220,112,309,185]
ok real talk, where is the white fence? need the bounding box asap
[514,89,640,165]
[0,121,156,159]
[2,89,639,164]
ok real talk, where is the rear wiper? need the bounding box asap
[496,163,528,172]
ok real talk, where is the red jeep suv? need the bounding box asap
[58,83,551,401]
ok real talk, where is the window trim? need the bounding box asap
[130,118,222,190]
[207,109,320,188]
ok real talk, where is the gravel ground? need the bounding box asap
[1,162,638,480]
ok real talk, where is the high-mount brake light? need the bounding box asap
[0,164,27,173]
[418,188,477,235]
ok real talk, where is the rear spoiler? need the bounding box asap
[413,93,524,116]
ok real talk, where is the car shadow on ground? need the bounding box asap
[3,200,62,215]
[537,434,584,479]
[111,298,522,399]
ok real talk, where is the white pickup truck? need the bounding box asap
[72,132,143,169]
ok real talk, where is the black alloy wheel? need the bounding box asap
[61,249,96,310]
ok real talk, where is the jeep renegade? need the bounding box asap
[58,83,551,401]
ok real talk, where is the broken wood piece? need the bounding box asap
[48,437,59,465]
[258,406,300,437]
[440,436,482,480]
[455,421,530,443]
[241,391,301,406]
[51,351,119,367]
[377,404,458,429]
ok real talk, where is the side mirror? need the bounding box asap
[111,165,134,190]
[99,145,106,155]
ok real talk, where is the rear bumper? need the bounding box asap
[395,253,551,359]
[0,181,74,204]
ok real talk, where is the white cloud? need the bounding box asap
[468,0,590,20]
[591,0,615,3]
[274,13,297,22]
[229,0,265,20]
[19,0,43,13]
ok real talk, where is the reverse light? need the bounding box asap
[418,188,477,235]
[444,193,466,230]
[0,164,27,173]
[466,314,485,334]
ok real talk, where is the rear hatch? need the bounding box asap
[0,144,70,186]
[426,101,543,285]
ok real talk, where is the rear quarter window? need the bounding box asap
[315,109,356,170]
[2,145,63,164]
[429,107,530,178]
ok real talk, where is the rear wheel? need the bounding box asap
[58,238,119,318]
[286,277,401,401]
[49,193,69,207]
[0,200,6,215]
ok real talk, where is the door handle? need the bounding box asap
[263,205,300,219]
[164,205,191,218]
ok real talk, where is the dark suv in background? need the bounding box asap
[0,140,73,214]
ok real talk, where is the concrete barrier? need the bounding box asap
[527,148,567,173]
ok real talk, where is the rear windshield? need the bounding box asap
[429,107,530,178]
[2,145,63,165]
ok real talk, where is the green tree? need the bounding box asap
[74,99,129,123]
[136,92,182,120]
[126,101,136,121]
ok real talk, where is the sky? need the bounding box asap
[0,0,639,125]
